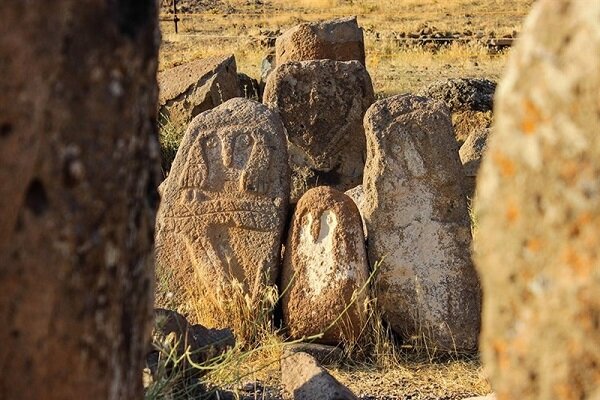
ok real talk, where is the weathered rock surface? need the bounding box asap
[345,185,367,237]
[418,78,496,144]
[147,309,234,383]
[155,98,290,329]
[475,0,600,398]
[281,351,358,400]
[284,343,344,365]
[158,55,240,150]
[276,17,366,66]
[263,60,374,202]
[0,2,160,398]
[460,128,491,200]
[362,94,480,351]
[282,187,369,344]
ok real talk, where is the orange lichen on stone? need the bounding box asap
[492,339,510,370]
[562,247,592,278]
[521,98,543,135]
[492,151,516,177]
[526,238,543,253]
[505,199,520,223]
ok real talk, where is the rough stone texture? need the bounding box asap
[276,17,366,66]
[155,98,290,328]
[281,351,358,400]
[158,54,240,138]
[263,60,374,202]
[460,128,491,200]
[418,78,496,144]
[282,187,369,344]
[284,343,344,365]
[0,2,160,399]
[362,94,480,351]
[345,185,367,237]
[474,0,600,399]
[147,309,234,387]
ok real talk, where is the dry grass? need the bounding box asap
[159,0,533,95]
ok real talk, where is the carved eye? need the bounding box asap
[204,135,219,149]
[236,133,251,147]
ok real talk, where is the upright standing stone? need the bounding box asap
[460,128,491,200]
[362,94,480,351]
[475,0,600,398]
[155,98,290,329]
[276,17,366,66]
[282,187,369,344]
[0,2,160,399]
[264,59,374,202]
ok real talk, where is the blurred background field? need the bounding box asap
[159,0,533,96]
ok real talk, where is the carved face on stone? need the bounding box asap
[159,99,289,232]
[178,126,271,195]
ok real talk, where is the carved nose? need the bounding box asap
[221,138,234,168]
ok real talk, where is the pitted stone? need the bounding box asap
[362,94,480,352]
[155,98,290,328]
[276,17,365,66]
[282,187,369,344]
[263,59,374,202]
[475,0,600,398]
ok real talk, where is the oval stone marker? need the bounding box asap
[282,187,369,344]
[362,94,480,351]
[155,98,290,329]
[263,59,374,202]
[475,0,600,398]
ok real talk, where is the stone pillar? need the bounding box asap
[362,94,480,352]
[0,2,160,399]
[475,0,600,398]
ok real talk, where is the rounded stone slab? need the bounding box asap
[282,187,369,345]
[263,59,374,202]
[275,16,366,66]
[155,98,290,328]
[474,0,600,398]
[362,94,481,352]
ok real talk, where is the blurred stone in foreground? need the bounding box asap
[475,0,600,398]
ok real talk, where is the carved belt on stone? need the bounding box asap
[160,198,281,232]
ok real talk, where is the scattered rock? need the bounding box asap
[276,16,366,66]
[463,395,496,400]
[475,0,600,398]
[263,59,374,202]
[362,94,481,351]
[418,78,496,144]
[158,55,241,168]
[146,309,234,393]
[459,128,491,200]
[282,187,369,344]
[281,351,358,400]
[155,98,290,329]
[284,343,344,365]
